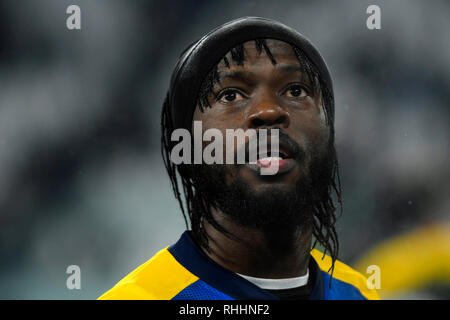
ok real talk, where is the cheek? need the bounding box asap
[192,107,204,130]
[192,108,242,186]
[192,106,246,148]
[192,106,234,131]
[311,96,329,130]
[306,121,330,155]
[290,110,330,159]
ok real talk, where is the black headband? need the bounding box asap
[167,16,334,131]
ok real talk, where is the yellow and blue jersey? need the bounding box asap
[99,231,380,300]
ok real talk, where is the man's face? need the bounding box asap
[191,39,331,232]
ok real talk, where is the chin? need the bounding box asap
[254,183,299,200]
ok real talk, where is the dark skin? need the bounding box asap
[192,39,330,279]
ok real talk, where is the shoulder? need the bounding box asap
[98,246,199,300]
[311,249,380,300]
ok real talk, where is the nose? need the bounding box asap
[245,97,290,129]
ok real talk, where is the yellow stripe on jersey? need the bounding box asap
[98,247,199,300]
[311,248,380,300]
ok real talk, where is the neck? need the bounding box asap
[200,208,312,279]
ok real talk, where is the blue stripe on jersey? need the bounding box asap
[169,232,278,300]
[172,279,234,300]
[169,231,367,300]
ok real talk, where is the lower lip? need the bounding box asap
[244,158,296,175]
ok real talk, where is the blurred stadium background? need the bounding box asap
[0,0,448,299]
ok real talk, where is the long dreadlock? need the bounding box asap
[161,39,342,281]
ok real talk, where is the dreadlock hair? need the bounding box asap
[161,38,343,281]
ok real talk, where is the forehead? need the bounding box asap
[218,39,298,69]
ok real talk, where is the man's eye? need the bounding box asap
[285,85,308,98]
[218,89,244,103]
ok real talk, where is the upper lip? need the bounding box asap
[257,149,289,160]
[263,144,294,159]
[246,139,297,162]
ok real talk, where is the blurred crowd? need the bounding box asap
[0,0,448,299]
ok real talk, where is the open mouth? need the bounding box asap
[246,145,297,174]
[249,150,291,167]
